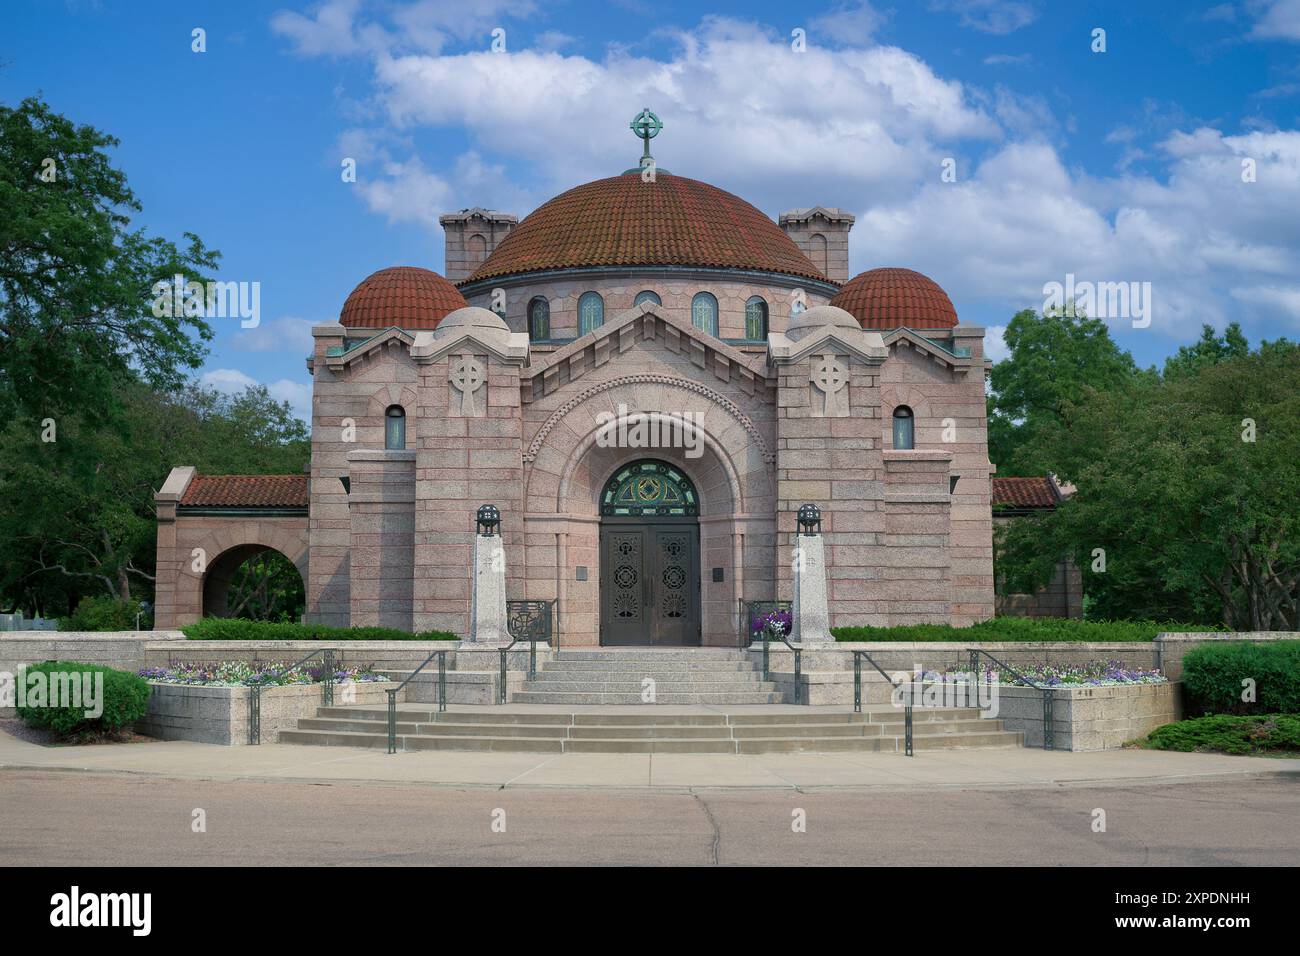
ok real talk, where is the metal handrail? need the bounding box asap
[967,647,1055,750]
[851,650,912,757]
[248,647,338,745]
[385,648,449,754]
[497,638,545,704]
[759,630,803,705]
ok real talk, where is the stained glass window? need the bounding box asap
[745,296,768,339]
[692,292,718,336]
[892,405,914,450]
[385,405,406,450]
[528,297,550,340]
[601,460,699,517]
[579,292,604,335]
[634,290,661,307]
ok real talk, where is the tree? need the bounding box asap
[998,342,1300,628]
[1163,322,1249,379]
[0,96,219,425]
[0,383,308,614]
[987,307,1144,476]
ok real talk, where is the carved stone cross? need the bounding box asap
[810,354,849,417]
[450,355,486,416]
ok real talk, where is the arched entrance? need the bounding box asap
[598,460,701,646]
[202,544,306,621]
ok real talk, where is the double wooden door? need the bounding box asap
[599,522,700,646]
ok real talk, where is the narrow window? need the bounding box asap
[385,405,406,450]
[892,405,914,450]
[528,297,550,340]
[634,290,661,307]
[692,292,719,336]
[578,291,604,335]
[745,296,769,340]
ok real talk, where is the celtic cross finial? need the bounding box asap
[629,107,662,165]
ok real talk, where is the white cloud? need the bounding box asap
[230,316,317,354]
[201,368,313,422]
[272,0,541,57]
[929,1,1038,35]
[984,325,1010,362]
[809,2,888,46]
[1250,0,1300,40]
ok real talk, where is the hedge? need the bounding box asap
[181,618,459,642]
[16,661,151,738]
[59,596,148,631]
[1142,714,1300,755]
[1179,640,1300,717]
[830,617,1215,643]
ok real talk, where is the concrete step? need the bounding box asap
[278,729,567,753]
[510,691,787,705]
[518,680,778,694]
[533,666,762,679]
[554,650,750,662]
[298,717,570,738]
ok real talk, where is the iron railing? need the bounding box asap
[851,650,912,756]
[507,600,555,644]
[497,637,548,703]
[968,648,1055,750]
[386,648,449,754]
[247,647,338,745]
[759,630,803,705]
[738,600,791,647]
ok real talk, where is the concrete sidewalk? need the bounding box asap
[1,723,1296,792]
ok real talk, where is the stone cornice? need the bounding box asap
[410,329,529,365]
[767,328,887,365]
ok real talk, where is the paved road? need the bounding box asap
[1,770,1296,865]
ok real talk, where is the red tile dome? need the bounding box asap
[830,267,958,330]
[339,266,468,330]
[464,173,825,284]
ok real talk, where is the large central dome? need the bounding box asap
[463,172,827,285]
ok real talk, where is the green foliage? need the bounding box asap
[15,661,151,738]
[58,595,147,631]
[1162,322,1249,380]
[0,96,219,424]
[1179,640,1300,716]
[996,339,1300,628]
[829,617,1207,643]
[0,382,308,617]
[181,618,460,642]
[1142,714,1300,755]
[225,550,306,622]
[987,308,1144,476]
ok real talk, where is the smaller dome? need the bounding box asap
[831,268,958,330]
[431,306,510,345]
[340,266,467,330]
[787,304,861,341]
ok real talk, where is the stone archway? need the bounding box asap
[201,543,306,620]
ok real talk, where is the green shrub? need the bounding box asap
[1179,640,1300,716]
[1142,714,1300,755]
[15,661,151,739]
[830,617,1214,643]
[59,596,148,632]
[181,618,459,642]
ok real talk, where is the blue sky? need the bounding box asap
[4,0,1300,421]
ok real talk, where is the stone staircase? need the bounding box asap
[279,706,1023,753]
[511,648,782,705]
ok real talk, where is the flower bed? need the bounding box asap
[917,659,1167,687]
[138,660,388,687]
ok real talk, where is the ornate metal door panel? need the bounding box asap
[650,526,699,646]
[600,523,700,646]
[600,527,650,645]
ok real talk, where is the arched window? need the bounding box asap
[601,460,699,517]
[745,296,769,340]
[385,405,406,450]
[692,292,719,336]
[528,297,550,340]
[808,233,828,275]
[578,291,604,335]
[634,290,661,307]
[892,405,914,450]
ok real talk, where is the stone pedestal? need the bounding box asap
[472,534,509,643]
[791,534,833,644]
